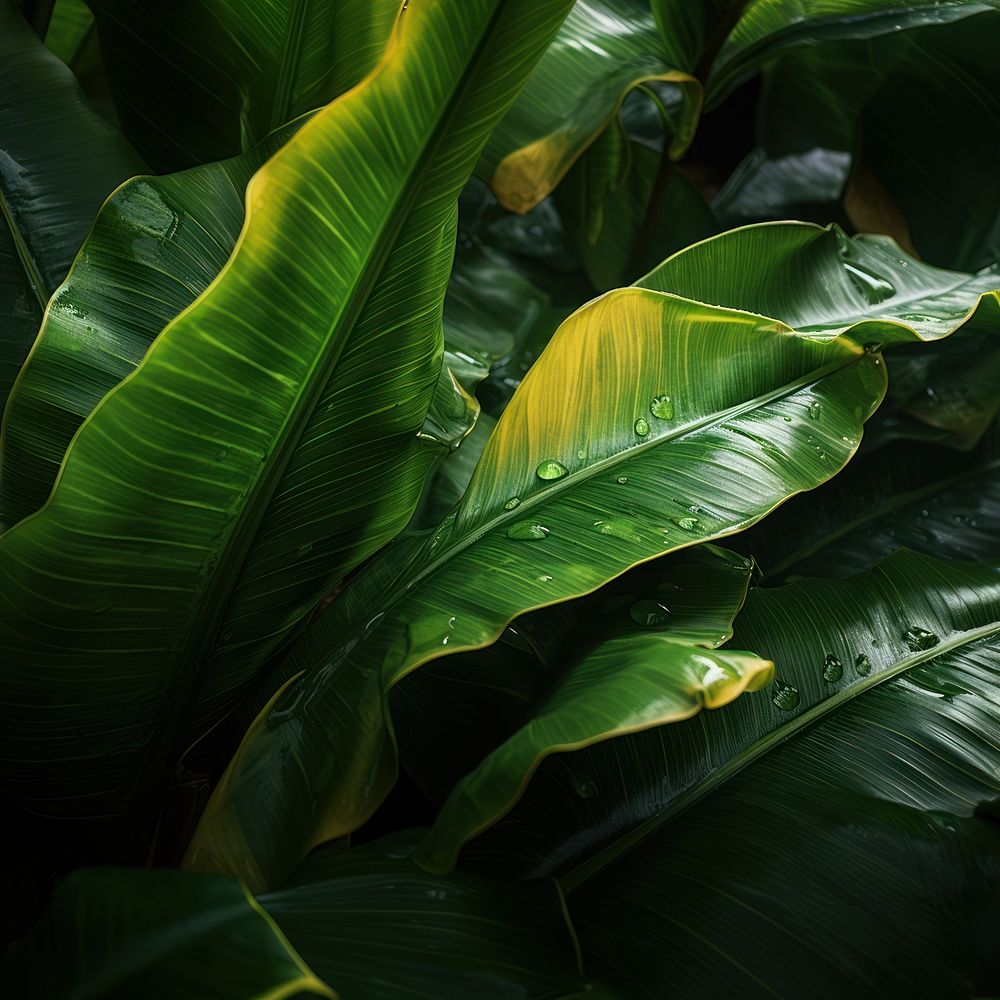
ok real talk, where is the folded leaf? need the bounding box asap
[481,0,702,213]
[0,0,574,856]
[187,258,886,888]
[86,0,401,170]
[0,0,142,412]
[415,546,771,872]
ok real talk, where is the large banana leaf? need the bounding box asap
[187,239,896,887]
[480,0,703,213]
[85,0,401,171]
[0,0,573,855]
[0,119,302,528]
[0,0,142,412]
[1,867,334,999]
[555,550,1000,997]
[414,546,772,872]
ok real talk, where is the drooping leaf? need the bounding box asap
[186,234,892,888]
[414,546,771,872]
[85,0,402,171]
[0,0,142,413]
[0,0,574,858]
[43,0,93,68]
[0,867,334,999]
[481,0,702,213]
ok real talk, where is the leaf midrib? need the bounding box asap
[405,349,862,601]
[562,616,1000,891]
[131,5,510,831]
[0,182,49,312]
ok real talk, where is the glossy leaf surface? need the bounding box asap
[188,241,888,888]
[0,0,573,850]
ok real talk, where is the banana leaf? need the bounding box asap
[0,0,574,860]
[555,550,1000,997]
[85,0,402,171]
[0,0,142,413]
[414,546,772,872]
[4,834,599,999]
[187,224,912,889]
[480,0,703,214]
[0,867,334,999]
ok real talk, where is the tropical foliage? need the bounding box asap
[2,0,999,996]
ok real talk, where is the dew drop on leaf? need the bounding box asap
[822,653,843,682]
[808,401,822,420]
[616,476,628,484]
[854,653,872,676]
[536,459,567,481]
[772,682,800,711]
[571,772,598,799]
[506,521,550,541]
[634,417,650,437]
[676,516,699,531]
[650,394,674,420]
[629,599,671,626]
[592,518,643,543]
[503,496,521,510]
[903,626,939,652]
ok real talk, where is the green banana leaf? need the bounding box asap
[4,834,600,999]
[1,867,334,999]
[0,119,303,528]
[0,0,142,412]
[480,0,702,213]
[555,550,1000,997]
[757,11,1000,271]
[186,226,900,888]
[0,0,574,857]
[43,0,93,68]
[705,0,999,106]
[85,0,401,171]
[414,546,772,872]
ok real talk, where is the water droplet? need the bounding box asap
[629,599,671,626]
[616,476,628,484]
[503,496,521,510]
[808,401,822,420]
[571,772,598,799]
[592,518,643,543]
[772,682,800,711]
[634,417,650,437]
[822,653,843,682]
[676,516,699,531]
[650,394,674,420]
[903,626,939,652]
[537,574,553,582]
[507,521,550,540]
[536,459,568,481]
[843,260,896,304]
[577,448,587,460]
[782,415,792,422]
[854,653,872,676]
